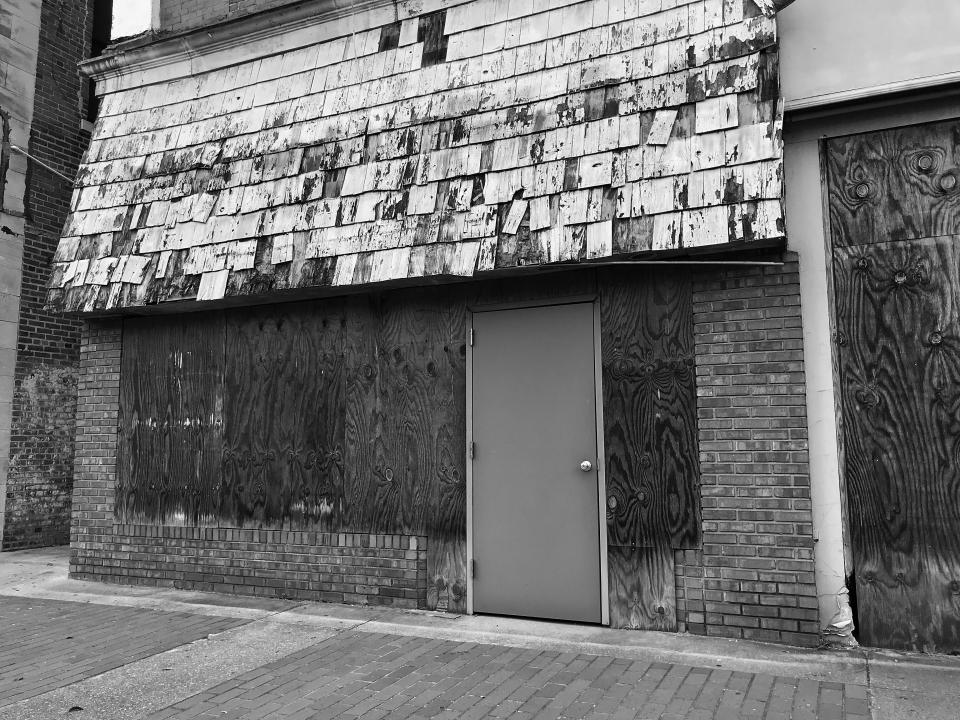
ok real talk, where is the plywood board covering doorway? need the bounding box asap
[826,118,960,652]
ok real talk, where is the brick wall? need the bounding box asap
[2,0,90,549]
[69,320,428,607]
[680,252,819,647]
[73,528,429,606]
[157,0,301,34]
[70,320,121,554]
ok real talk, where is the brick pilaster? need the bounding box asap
[69,319,122,568]
[689,252,819,646]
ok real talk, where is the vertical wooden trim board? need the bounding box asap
[465,312,474,616]
[594,299,611,626]
[817,138,854,574]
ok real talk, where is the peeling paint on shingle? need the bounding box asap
[48,0,786,313]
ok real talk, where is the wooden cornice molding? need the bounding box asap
[80,0,400,91]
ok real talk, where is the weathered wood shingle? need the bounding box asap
[48,0,786,313]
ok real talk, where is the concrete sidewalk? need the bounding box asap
[0,548,957,719]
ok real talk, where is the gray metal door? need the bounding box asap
[471,301,601,623]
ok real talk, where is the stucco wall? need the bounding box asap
[779,0,960,109]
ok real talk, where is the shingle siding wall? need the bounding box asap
[158,0,301,34]
[2,0,89,550]
[49,0,786,314]
[685,252,819,646]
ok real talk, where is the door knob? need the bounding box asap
[580,460,593,472]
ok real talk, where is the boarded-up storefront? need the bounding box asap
[52,0,821,646]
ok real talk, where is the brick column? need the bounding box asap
[70,320,121,577]
[690,253,819,647]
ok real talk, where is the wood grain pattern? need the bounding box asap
[418,289,469,613]
[832,236,960,652]
[826,120,960,249]
[117,269,702,619]
[117,313,225,525]
[341,294,381,533]
[608,544,677,630]
[600,267,701,549]
[120,284,467,578]
[222,301,345,530]
[467,270,598,308]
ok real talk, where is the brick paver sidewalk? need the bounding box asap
[0,596,248,705]
[146,630,871,720]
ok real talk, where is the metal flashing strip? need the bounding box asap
[784,71,960,114]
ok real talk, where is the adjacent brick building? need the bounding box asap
[0,0,109,549]
[50,0,823,647]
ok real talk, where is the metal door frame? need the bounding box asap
[464,297,610,625]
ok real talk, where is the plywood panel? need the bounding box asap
[117,313,225,525]
[833,236,960,652]
[826,120,960,249]
[339,290,468,611]
[112,282,480,613]
[600,267,701,549]
[421,292,468,614]
[608,544,677,631]
[221,302,346,529]
[341,295,382,533]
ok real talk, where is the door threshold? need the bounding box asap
[472,611,607,628]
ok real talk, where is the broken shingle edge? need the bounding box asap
[52,1,788,315]
[752,0,799,17]
[84,1,800,91]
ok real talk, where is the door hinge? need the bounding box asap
[469,441,475,459]
[471,559,476,578]
[469,328,474,346]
